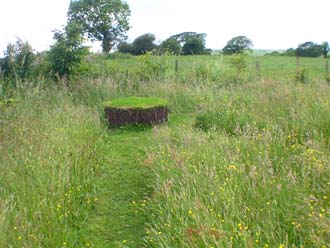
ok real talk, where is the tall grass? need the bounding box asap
[1,54,329,247]
[0,90,103,247]
[145,80,330,248]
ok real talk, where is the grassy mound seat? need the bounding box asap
[104,97,168,128]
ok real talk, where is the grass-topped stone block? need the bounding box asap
[104,97,168,128]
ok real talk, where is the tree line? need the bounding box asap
[0,0,329,81]
[266,42,329,58]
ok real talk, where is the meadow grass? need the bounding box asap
[0,90,103,247]
[145,80,330,248]
[103,97,167,110]
[0,55,329,247]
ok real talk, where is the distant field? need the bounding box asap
[252,49,286,56]
[89,54,328,83]
[1,55,329,247]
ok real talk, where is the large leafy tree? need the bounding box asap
[68,0,130,53]
[322,42,329,58]
[169,32,207,46]
[295,42,323,57]
[223,36,253,55]
[163,32,208,55]
[182,37,206,55]
[132,33,156,55]
[159,38,181,55]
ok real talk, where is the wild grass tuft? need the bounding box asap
[1,55,330,247]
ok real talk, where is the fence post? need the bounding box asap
[256,60,260,77]
[175,59,179,74]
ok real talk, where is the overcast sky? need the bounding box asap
[0,0,329,54]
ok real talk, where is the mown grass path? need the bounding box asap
[87,128,153,247]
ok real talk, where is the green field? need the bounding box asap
[1,55,330,247]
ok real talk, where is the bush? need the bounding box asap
[136,54,166,81]
[230,53,248,74]
[47,23,87,80]
[0,39,35,81]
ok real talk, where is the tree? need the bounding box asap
[295,42,323,57]
[117,41,134,54]
[282,48,296,56]
[322,42,329,58]
[159,38,181,55]
[132,33,156,55]
[168,32,207,46]
[182,37,206,55]
[223,36,253,55]
[68,0,130,53]
[163,32,208,55]
[0,39,35,80]
[47,23,87,79]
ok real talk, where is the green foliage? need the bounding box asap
[195,110,253,134]
[223,36,253,55]
[322,42,329,58]
[1,55,330,247]
[68,0,130,53]
[168,32,207,45]
[159,38,181,55]
[146,81,330,248]
[47,23,88,79]
[136,54,166,81]
[117,41,135,54]
[116,34,157,55]
[182,37,207,55]
[108,51,133,60]
[0,39,35,80]
[165,32,209,55]
[296,42,323,57]
[0,92,103,247]
[104,96,167,109]
[230,53,248,74]
[132,33,157,55]
[295,68,308,83]
[282,48,296,56]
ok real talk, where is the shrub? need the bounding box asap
[47,23,87,80]
[0,39,35,81]
[137,54,166,81]
[230,53,248,74]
